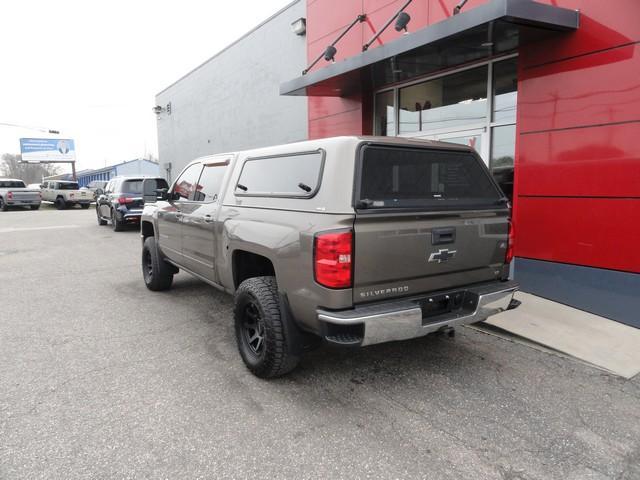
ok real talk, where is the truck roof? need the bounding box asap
[191,135,474,165]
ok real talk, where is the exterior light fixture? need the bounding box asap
[363,0,413,51]
[152,105,164,115]
[395,11,411,33]
[302,14,366,74]
[324,45,337,62]
[291,17,306,35]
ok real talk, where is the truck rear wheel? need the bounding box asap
[142,236,174,291]
[30,205,40,210]
[81,204,90,209]
[0,198,8,212]
[234,276,300,378]
[55,197,66,210]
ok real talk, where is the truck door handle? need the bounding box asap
[432,227,456,245]
[204,215,214,223]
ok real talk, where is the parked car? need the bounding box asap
[139,136,519,378]
[0,178,41,211]
[41,180,92,209]
[86,180,108,199]
[96,176,169,231]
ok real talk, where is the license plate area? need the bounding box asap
[415,290,478,325]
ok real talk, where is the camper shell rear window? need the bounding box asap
[355,145,503,211]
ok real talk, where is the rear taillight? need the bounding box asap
[7,192,13,199]
[505,221,515,263]
[314,230,353,289]
[117,196,134,204]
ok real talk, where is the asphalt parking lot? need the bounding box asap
[1,206,639,479]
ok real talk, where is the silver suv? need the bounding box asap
[140,136,519,377]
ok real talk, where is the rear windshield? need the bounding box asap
[58,182,79,190]
[121,178,168,194]
[357,146,503,210]
[0,180,26,188]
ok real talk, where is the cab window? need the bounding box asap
[172,163,203,200]
[193,164,227,202]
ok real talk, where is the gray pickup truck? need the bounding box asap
[0,178,41,211]
[140,136,518,377]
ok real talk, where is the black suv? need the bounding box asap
[96,176,168,231]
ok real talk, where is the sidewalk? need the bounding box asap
[481,292,640,379]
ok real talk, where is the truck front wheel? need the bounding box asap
[234,276,300,378]
[141,236,174,291]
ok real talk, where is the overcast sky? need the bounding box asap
[0,0,294,172]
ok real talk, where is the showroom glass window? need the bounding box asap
[398,66,488,135]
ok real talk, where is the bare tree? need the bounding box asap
[0,153,61,185]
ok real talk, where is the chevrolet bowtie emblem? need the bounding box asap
[428,248,457,263]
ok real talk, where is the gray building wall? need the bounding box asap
[156,0,308,180]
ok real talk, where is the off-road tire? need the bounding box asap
[234,276,300,378]
[55,197,66,210]
[0,198,8,212]
[111,209,124,232]
[142,236,174,291]
[30,205,40,210]
[81,204,90,209]
[96,207,107,225]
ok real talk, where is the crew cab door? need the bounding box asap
[41,181,53,201]
[179,156,231,281]
[352,144,510,304]
[157,163,203,264]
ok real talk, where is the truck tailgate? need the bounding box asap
[353,211,509,303]
[352,143,510,304]
[10,190,40,202]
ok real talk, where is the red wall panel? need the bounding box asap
[515,197,640,273]
[519,0,640,68]
[519,43,640,133]
[518,122,640,198]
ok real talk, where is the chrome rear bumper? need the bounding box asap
[317,281,518,346]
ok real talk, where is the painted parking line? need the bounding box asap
[0,225,81,233]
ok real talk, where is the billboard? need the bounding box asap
[19,138,76,162]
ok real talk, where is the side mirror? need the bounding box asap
[155,188,172,201]
[95,188,104,196]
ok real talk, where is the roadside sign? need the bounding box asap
[19,138,76,162]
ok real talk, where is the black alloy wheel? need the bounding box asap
[233,276,300,378]
[241,301,266,356]
[141,236,174,291]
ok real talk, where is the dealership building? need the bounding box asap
[155,0,639,328]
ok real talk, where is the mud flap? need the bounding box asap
[278,294,322,356]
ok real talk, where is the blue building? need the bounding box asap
[76,158,160,187]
